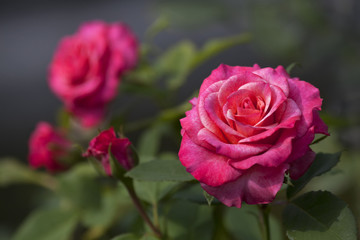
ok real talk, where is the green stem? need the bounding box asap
[212,205,234,240]
[124,183,162,238]
[259,204,271,240]
[153,201,159,227]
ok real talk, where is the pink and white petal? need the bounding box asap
[179,133,241,187]
[199,82,231,142]
[256,84,287,126]
[218,72,264,106]
[240,99,301,143]
[288,149,316,180]
[202,164,288,208]
[226,111,264,137]
[197,128,270,160]
[231,129,296,169]
[205,92,245,142]
[252,67,290,96]
[200,64,260,95]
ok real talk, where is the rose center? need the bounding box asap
[234,95,265,125]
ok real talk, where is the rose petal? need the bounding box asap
[108,23,138,73]
[180,99,214,149]
[198,82,231,142]
[218,72,264,107]
[200,64,260,96]
[179,133,241,187]
[239,99,301,143]
[312,110,329,135]
[288,149,316,180]
[288,78,325,136]
[204,92,245,141]
[275,65,290,78]
[287,126,315,163]
[256,84,287,126]
[197,128,271,160]
[202,164,288,207]
[225,110,264,137]
[230,129,296,169]
[111,138,133,170]
[252,67,290,96]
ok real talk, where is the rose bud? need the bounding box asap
[28,122,71,172]
[83,127,135,176]
[179,64,328,208]
[49,21,138,127]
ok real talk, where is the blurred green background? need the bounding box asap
[0,0,359,239]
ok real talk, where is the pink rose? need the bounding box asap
[83,127,134,175]
[49,21,138,127]
[28,122,71,172]
[179,64,328,207]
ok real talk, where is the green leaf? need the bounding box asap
[155,41,196,90]
[156,0,228,29]
[190,33,252,70]
[310,134,329,145]
[286,62,301,74]
[0,158,54,188]
[145,16,169,42]
[287,152,341,199]
[125,159,193,182]
[225,204,283,240]
[283,191,357,240]
[134,180,178,204]
[82,187,130,228]
[140,234,160,240]
[58,163,101,210]
[13,208,78,240]
[137,124,170,162]
[165,200,213,240]
[111,233,139,240]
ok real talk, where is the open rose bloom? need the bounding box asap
[28,122,71,172]
[179,64,329,207]
[83,128,134,175]
[49,21,138,127]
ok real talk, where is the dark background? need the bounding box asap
[1,0,360,237]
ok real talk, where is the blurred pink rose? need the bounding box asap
[28,122,70,172]
[83,127,134,175]
[49,21,138,127]
[179,64,328,207]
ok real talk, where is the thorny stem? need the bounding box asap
[124,183,162,238]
